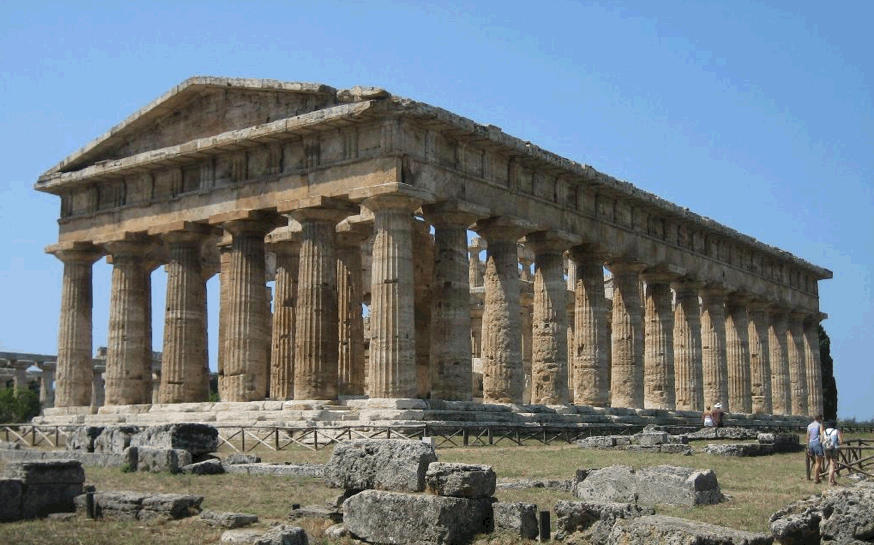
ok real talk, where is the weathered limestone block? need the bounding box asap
[201,509,259,528]
[554,500,654,545]
[323,439,437,492]
[425,462,496,498]
[493,502,538,539]
[4,459,85,485]
[3,459,85,519]
[77,490,203,520]
[221,529,265,544]
[66,426,104,452]
[578,436,617,449]
[130,423,218,455]
[608,515,773,545]
[254,525,309,545]
[0,479,23,522]
[703,444,774,457]
[182,459,225,475]
[638,432,670,446]
[289,504,342,523]
[135,446,193,473]
[574,465,723,507]
[93,425,141,453]
[769,482,874,544]
[343,489,493,545]
[574,465,638,504]
[225,453,261,465]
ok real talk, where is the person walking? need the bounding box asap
[807,414,825,483]
[823,420,843,486]
[712,403,725,428]
[703,406,714,427]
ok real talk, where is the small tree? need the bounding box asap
[819,325,837,421]
[0,387,42,423]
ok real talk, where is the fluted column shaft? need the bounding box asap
[769,310,791,415]
[747,304,773,414]
[51,248,101,407]
[528,236,570,405]
[336,223,368,397]
[804,316,824,416]
[608,262,645,408]
[159,233,208,403]
[787,312,809,416]
[221,220,274,402]
[700,288,729,411]
[413,220,434,398]
[569,248,610,407]
[672,281,703,410]
[269,241,300,399]
[366,195,422,398]
[643,276,675,409]
[104,240,153,406]
[726,299,752,413]
[38,362,56,408]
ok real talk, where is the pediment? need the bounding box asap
[45,77,339,176]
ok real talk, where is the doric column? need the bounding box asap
[769,308,791,415]
[469,237,486,288]
[568,246,610,407]
[700,286,729,411]
[11,360,31,394]
[725,294,752,413]
[37,361,56,408]
[672,279,704,411]
[526,231,580,405]
[91,363,105,409]
[336,217,370,397]
[519,286,534,404]
[607,260,646,409]
[804,313,824,416]
[412,219,435,398]
[422,201,487,401]
[641,269,678,410]
[473,217,533,403]
[747,301,773,414]
[787,311,809,416]
[216,236,232,398]
[100,235,153,406]
[212,210,283,402]
[284,197,358,400]
[150,223,218,404]
[47,242,102,407]
[266,224,301,400]
[351,185,432,399]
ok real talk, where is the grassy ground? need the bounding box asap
[1,432,869,545]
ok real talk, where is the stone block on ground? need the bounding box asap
[94,426,141,453]
[608,514,773,544]
[343,489,493,545]
[3,459,85,519]
[425,462,496,498]
[65,426,104,452]
[76,490,203,520]
[0,479,22,522]
[703,443,774,457]
[578,436,616,449]
[201,509,259,528]
[769,481,874,544]
[136,447,192,473]
[493,501,538,539]
[225,453,261,465]
[254,524,309,545]
[716,427,759,440]
[323,439,437,492]
[288,504,342,523]
[574,465,723,507]
[221,529,265,544]
[140,493,204,520]
[638,432,670,446]
[574,465,638,504]
[130,423,218,456]
[182,459,225,475]
[554,500,654,545]
[20,483,84,519]
[3,459,85,485]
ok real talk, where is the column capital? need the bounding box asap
[210,209,286,235]
[605,258,648,275]
[421,200,490,228]
[147,221,222,243]
[95,232,153,257]
[725,290,754,309]
[349,182,435,211]
[473,216,535,243]
[37,361,57,372]
[567,243,610,263]
[266,221,303,249]
[670,277,705,292]
[46,241,103,264]
[336,216,372,247]
[699,284,729,299]
[803,311,827,326]
[641,263,685,284]
[523,230,582,255]
[280,195,359,223]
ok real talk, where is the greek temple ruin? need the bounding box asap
[33,77,831,426]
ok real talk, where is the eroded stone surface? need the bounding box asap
[324,439,436,492]
[609,514,773,545]
[554,499,654,545]
[574,465,723,507]
[493,502,538,539]
[769,482,874,544]
[425,462,496,498]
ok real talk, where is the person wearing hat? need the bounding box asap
[712,403,725,428]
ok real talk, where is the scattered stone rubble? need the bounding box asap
[554,500,655,544]
[574,465,724,507]
[578,429,692,455]
[768,480,874,544]
[200,509,259,528]
[609,515,774,544]
[74,490,203,520]
[703,433,802,457]
[0,459,84,521]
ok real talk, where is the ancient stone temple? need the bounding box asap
[35,77,831,422]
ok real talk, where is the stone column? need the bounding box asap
[725,295,752,413]
[672,279,703,411]
[804,314,824,416]
[284,197,358,400]
[352,186,431,399]
[151,223,217,404]
[641,271,677,410]
[214,211,281,402]
[469,237,486,288]
[787,311,809,416]
[48,243,101,407]
[473,217,532,403]
[412,219,434,398]
[526,231,579,405]
[607,260,646,409]
[519,286,534,404]
[216,236,232,398]
[11,361,30,394]
[568,246,610,407]
[336,217,370,397]
[91,363,105,409]
[266,225,301,400]
[37,361,56,408]
[700,287,729,411]
[422,201,486,401]
[747,301,773,414]
[769,308,791,415]
[100,236,154,406]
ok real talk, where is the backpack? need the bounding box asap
[824,428,840,449]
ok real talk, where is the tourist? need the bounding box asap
[823,420,843,486]
[806,414,825,483]
[703,406,714,427]
[712,403,725,428]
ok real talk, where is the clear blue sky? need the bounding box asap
[1,1,871,419]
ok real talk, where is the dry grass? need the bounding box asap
[1,431,870,544]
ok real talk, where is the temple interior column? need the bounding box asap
[38,361,56,408]
[769,308,791,415]
[474,217,532,404]
[48,243,101,407]
[336,217,370,397]
[700,286,729,411]
[804,314,824,416]
[11,361,30,394]
[607,260,646,409]
[101,236,153,406]
[726,294,752,413]
[641,271,677,410]
[568,246,610,407]
[91,363,105,409]
[266,224,301,400]
[672,279,703,411]
[787,311,809,416]
[747,301,773,414]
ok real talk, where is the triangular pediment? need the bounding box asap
[44,77,339,176]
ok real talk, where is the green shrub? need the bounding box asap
[0,387,42,423]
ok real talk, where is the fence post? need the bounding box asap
[241,428,246,452]
[314,429,319,450]
[539,510,551,541]
[463,428,469,446]
[488,427,493,445]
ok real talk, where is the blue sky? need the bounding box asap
[1,1,871,419]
